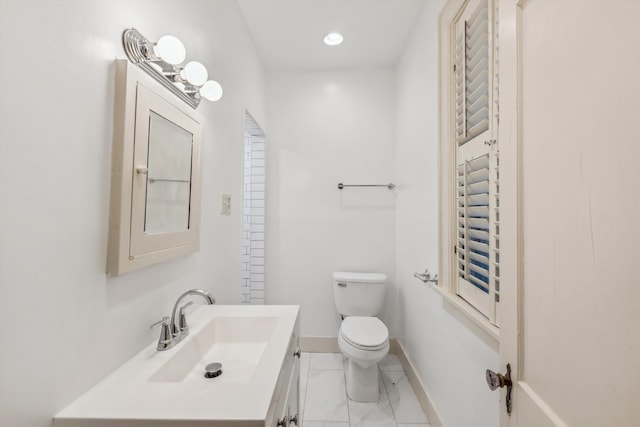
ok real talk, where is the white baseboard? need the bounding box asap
[393,339,445,427]
[299,336,444,427]
[299,336,340,353]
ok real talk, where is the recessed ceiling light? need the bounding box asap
[324,32,344,46]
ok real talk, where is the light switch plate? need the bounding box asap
[221,193,231,215]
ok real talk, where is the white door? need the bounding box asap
[499,1,640,426]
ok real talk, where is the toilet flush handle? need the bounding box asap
[337,282,347,287]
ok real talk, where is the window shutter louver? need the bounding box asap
[455,30,466,142]
[458,154,491,292]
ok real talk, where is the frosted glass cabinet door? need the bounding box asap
[145,111,193,234]
[107,60,203,276]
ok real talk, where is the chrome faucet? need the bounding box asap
[150,289,215,351]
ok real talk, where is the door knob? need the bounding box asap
[486,363,512,415]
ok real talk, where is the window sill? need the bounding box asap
[431,284,500,348]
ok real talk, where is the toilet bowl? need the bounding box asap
[332,272,389,402]
[338,316,389,401]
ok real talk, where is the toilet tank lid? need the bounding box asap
[332,271,386,283]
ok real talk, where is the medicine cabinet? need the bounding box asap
[107,60,203,275]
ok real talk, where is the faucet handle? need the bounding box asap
[178,301,194,333]
[150,316,174,351]
[150,316,170,330]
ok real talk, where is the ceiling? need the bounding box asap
[237,0,428,71]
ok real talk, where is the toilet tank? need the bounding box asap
[332,271,387,317]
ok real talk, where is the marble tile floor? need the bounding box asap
[299,352,430,427]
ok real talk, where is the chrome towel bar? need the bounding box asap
[337,183,396,190]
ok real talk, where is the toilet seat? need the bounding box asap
[340,316,388,351]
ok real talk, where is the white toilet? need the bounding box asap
[332,271,389,402]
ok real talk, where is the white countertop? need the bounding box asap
[53,305,300,427]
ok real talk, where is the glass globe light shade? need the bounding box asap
[180,61,208,86]
[200,80,223,102]
[153,35,186,65]
[323,32,344,46]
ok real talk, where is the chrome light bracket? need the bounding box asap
[122,28,201,109]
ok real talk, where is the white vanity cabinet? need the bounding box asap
[275,355,300,427]
[268,316,300,427]
[53,306,301,427]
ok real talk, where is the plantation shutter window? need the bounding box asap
[453,0,500,326]
[455,0,490,146]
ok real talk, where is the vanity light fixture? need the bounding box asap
[122,28,222,109]
[323,32,344,46]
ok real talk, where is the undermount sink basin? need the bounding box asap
[53,305,300,427]
[148,316,278,383]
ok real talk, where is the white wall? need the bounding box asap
[394,1,500,426]
[0,1,266,426]
[265,69,397,337]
